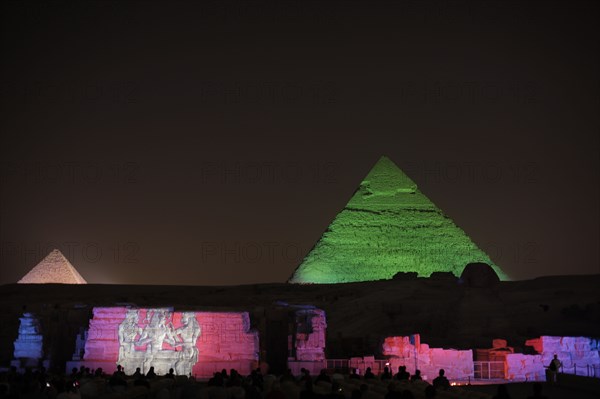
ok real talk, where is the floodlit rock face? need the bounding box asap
[382,335,474,381]
[289,156,508,284]
[18,249,86,284]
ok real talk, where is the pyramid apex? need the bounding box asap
[359,155,417,196]
[18,249,87,284]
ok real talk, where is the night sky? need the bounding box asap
[1,1,598,285]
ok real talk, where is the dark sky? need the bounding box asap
[1,1,598,285]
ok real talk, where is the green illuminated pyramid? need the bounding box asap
[289,156,508,283]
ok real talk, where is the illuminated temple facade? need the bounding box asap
[12,305,327,378]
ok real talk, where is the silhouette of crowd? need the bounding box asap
[0,364,558,399]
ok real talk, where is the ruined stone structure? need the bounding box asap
[288,308,327,375]
[12,313,46,370]
[382,335,475,381]
[4,252,599,380]
[67,307,260,377]
[505,336,600,381]
[293,308,327,361]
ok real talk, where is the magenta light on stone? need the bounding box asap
[68,307,260,377]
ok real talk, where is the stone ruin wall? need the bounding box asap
[382,335,474,381]
[505,336,600,381]
[68,307,259,378]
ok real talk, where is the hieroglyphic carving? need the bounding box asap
[116,308,201,375]
[117,310,141,364]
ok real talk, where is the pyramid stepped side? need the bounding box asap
[289,156,508,284]
[18,249,87,284]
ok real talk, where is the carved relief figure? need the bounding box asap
[116,309,202,375]
[118,310,140,364]
[136,309,175,372]
[171,312,201,375]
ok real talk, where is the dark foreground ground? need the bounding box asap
[462,381,599,399]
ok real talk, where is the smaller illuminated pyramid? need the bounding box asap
[18,249,87,284]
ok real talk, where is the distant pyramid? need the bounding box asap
[289,156,508,283]
[18,249,87,284]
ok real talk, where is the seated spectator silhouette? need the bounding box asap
[228,369,242,387]
[330,382,344,399]
[315,369,331,384]
[146,366,156,379]
[109,372,127,391]
[134,375,150,389]
[359,384,369,396]
[280,368,295,383]
[492,384,511,399]
[220,368,229,385]
[113,365,125,378]
[300,368,312,383]
[266,382,285,399]
[410,370,422,381]
[424,385,436,398]
[526,382,548,399]
[384,382,401,399]
[432,369,449,390]
[165,368,175,379]
[395,366,409,381]
[381,366,392,380]
[133,367,142,378]
[251,369,264,390]
[332,368,344,383]
[300,379,317,399]
[208,372,223,386]
[349,368,360,379]
[364,367,375,379]
[246,378,263,399]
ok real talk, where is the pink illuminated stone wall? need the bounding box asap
[70,307,258,377]
[505,353,544,381]
[382,335,474,381]
[192,312,258,377]
[83,307,126,364]
[506,336,600,381]
[288,309,327,376]
[294,309,327,361]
